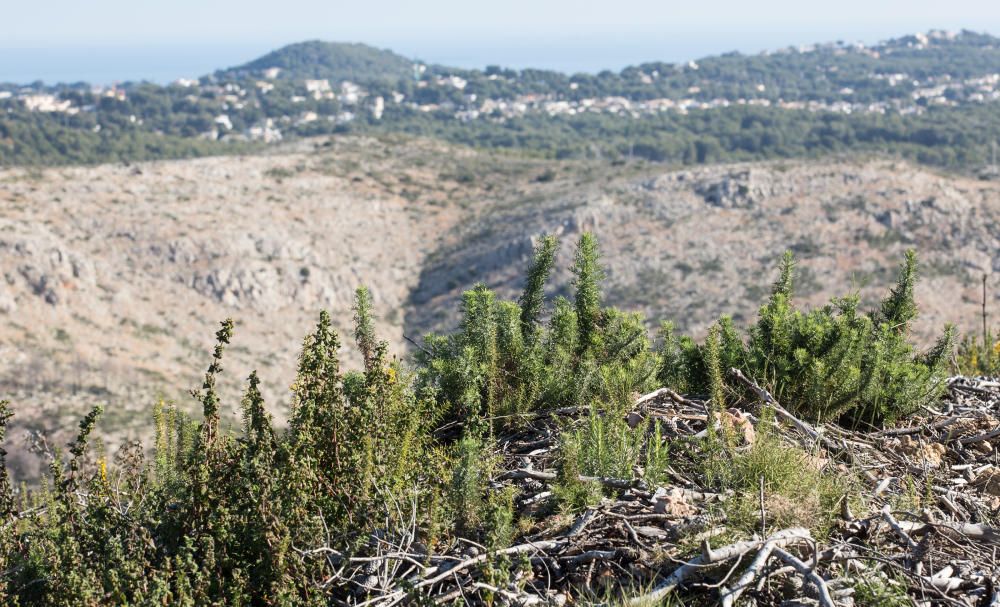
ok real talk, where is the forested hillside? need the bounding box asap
[3,30,1000,169]
[219,41,415,82]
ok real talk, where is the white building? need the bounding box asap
[214,114,233,131]
[21,94,75,113]
[247,119,282,143]
[305,79,332,99]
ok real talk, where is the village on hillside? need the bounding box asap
[3,30,1000,144]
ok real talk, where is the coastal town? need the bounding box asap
[3,30,999,150]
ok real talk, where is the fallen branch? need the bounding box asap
[718,541,778,607]
[626,527,812,606]
[502,468,633,489]
[897,519,1000,545]
[881,507,919,552]
[729,368,821,442]
[771,547,836,607]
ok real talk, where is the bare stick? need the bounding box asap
[719,543,777,607]
[897,519,1000,544]
[627,528,812,606]
[503,468,632,489]
[771,547,836,607]
[729,368,820,441]
[355,539,566,607]
[881,507,919,552]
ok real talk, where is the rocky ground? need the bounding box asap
[1,135,998,481]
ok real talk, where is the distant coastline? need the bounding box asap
[0,27,927,85]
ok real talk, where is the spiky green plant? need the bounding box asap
[0,235,962,605]
[572,232,604,358]
[519,234,559,339]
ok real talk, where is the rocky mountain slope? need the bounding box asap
[1,135,998,479]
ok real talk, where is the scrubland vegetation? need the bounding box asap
[0,234,974,605]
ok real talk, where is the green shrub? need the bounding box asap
[956,329,1000,376]
[0,234,963,604]
[661,250,955,426]
[418,233,658,428]
[702,409,850,539]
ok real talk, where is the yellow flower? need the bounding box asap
[98,458,108,485]
[387,367,397,385]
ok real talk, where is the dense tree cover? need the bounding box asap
[0,235,952,604]
[218,41,416,83]
[213,33,1000,105]
[362,102,1000,168]
[0,111,250,166]
[6,98,1000,169]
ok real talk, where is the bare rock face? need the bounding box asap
[695,169,761,208]
[0,228,97,308]
[0,284,16,313]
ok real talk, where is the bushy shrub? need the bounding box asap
[0,234,961,604]
[956,329,1000,376]
[417,233,659,428]
[0,294,447,604]
[662,250,955,425]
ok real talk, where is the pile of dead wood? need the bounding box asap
[322,374,1000,606]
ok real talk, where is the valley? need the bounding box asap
[2,134,997,479]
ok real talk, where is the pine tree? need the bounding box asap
[772,250,795,299]
[878,249,919,332]
[572,233,604,358]
[704,326,726,413]
[519,235,558,338]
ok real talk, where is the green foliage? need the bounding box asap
[448,434,509,543]
[419,233,657,430]
[665,250,955,426]
[0,235,963,604]
[519,235,559,339]
[572,233,604,358]
[0,401,13,520]
[851,570,912,607]
[222,41,415,83]
[0,300,445,604]
[956,329,1000,376]
[6,32,1000,168]
[878,249,919,330]
[704,325,727,412]
[555,400,670,512]
[702,409,849,538]
[353,286,379,370]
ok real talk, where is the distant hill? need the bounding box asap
[217,40,416,83]
[4,30,1000,169]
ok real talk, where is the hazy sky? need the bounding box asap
[3,0,1000,82]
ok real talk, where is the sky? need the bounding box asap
[3,0,1000,83]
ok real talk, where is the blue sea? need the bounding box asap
[0,30,900,86]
